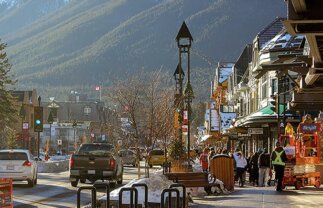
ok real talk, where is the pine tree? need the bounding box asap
[0,40,18,148]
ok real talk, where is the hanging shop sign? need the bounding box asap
[238,133,250,137]
[298,123,320,133]
[248,128,263,135]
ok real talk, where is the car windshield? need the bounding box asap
[0,152,28,160]
[77,144,114,156]
[150,150,164,155]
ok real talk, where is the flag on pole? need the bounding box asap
[95,86,101,91]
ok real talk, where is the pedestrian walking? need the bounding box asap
[271,141,287,191]
[258,148,270,187]
[199,147,209,172]
[233,151,247,187]
[250,149,261,186]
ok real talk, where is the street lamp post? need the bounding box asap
[73,120,77,151]
[173,64,185,144]
[19,105,26,149]
[37,96,41,160]
[47,111,54,156]
[184,83,194,166]
[176,21,193,165]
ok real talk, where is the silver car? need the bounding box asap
[118,149,138,167]
[0,149,38,187]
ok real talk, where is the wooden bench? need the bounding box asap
[164,172,217,194]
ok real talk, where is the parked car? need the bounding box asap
[0,149,38,187]
[69,143,123,187]
[129,147,145,160]
[118,149,138,167]
[49,154,69,161]
[146,149,165,168]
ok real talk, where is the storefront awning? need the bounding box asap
[234,105,297,127]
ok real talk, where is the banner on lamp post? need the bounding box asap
[182,125,188,135]
[183,110,188,125]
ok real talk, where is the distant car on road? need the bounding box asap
[0,149,38,187]
[118,149,138,167]
[129,147,145,160]
[146,149,165,168]
[49,154,69,161]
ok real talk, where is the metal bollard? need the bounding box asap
[132,183,148,208]
[170,183,186,208]
[160,188,180,208]
[77,186,97,208]
[119,187,138,208]
[93,181,110,208]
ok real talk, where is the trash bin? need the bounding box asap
[209,155,235,191]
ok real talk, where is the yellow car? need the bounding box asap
[147,149,165,168]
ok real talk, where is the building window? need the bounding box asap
[221,105,235,113]
[271,78,278,95]
[261,73,268,100]
[84,106,91,115]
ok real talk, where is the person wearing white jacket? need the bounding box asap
[233,151,248,187]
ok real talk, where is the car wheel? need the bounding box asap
[117,177,123,184]
[80,179,86,183]
[27,179,34,187]
[71,179,79,187]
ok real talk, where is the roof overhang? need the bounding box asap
[289,88,323,110]
[254,54,309,79]
[283,20,323,85]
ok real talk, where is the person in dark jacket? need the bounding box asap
[250,149,262,186]
[258,148,270,187]
[271,142,287,191]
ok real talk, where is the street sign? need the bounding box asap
[22,122,29,130]
[248,128,263,134]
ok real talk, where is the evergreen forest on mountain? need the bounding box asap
[0,0,286,101]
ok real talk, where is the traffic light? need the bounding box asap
[34,106,43,132]
[269,95,277,113]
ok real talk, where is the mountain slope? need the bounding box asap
[1,0,287,99]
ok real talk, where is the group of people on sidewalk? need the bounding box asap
[197,142,287,192]
[233,142,287,191]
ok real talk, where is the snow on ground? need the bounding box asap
[98,160,230,205]
[100,169,179,204]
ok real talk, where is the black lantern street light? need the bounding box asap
[173,64,185,92]
[176,21,193,165]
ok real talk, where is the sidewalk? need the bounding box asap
[189,185,323,208]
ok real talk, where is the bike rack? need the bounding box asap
[119,187,138,208]
[169,183,186,208]
[77,186,97,208]
[132,183,148,208]
[93,182,110,208]
[160,188,180,208]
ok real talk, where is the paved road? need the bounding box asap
[13,164,147,208]
[191,185,323,208]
